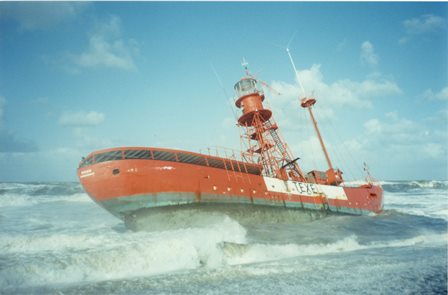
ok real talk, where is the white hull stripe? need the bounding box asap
[263,177,348,200]
[80,169,95,178]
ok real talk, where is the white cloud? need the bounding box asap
[343,138,362,153]
[400,14,446,44]
[362,113,447,152]
[423,143,444,159]
[336,112,448,179]
[424,86,448,101]
[59,111,105,127]
[364,116,420,144]
[385,111,399,120]
[270,64,401,110]
[403,14,445,34]
[69,16,138,71]
[364,119,382,134]
[360,41,378,66]
[291,136,328,171]
[0,2,88,31]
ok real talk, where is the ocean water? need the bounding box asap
[0,181,447,294]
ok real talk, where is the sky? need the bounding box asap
[0,2,447,182]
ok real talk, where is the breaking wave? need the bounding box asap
[2,215,445,290]
[0,183,90,208]
[0,181,447,293]
[381,180,448,192]
[221,233,447,266]
[383,181,448,220]
[0,182,83,196]
[0,192,91,208]
[0,215,246,289]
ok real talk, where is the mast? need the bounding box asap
[300,98,333,171]
[286,48,343,185]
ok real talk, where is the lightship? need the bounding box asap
[77,51,383,220]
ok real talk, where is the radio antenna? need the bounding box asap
[241,57,249,76]
[286,47,306,98]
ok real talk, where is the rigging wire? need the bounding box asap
[304,107,319,175]
[210,62,253,160]
[313,99,358,179]
[210,63,238,121]
[320,106,362,181]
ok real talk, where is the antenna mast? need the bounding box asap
[241,57,249,76]
[286,48,306,98]
[286,48,343,185]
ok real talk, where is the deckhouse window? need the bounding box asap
[153,150,177,162]
[80,156,94,168]
[178,153,206,166]
[207,158,225,169]
[95,151,122,163]
[245,164,261,175]
[231,160,241,172]
[124,149,151,160]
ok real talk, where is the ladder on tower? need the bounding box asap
[265,120,290,163]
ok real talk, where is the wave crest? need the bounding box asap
[381,180,448,192]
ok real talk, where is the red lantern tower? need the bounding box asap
[234,72,305,181]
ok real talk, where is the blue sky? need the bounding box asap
[0,2,446,181]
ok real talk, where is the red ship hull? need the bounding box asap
[78,147,383,220]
